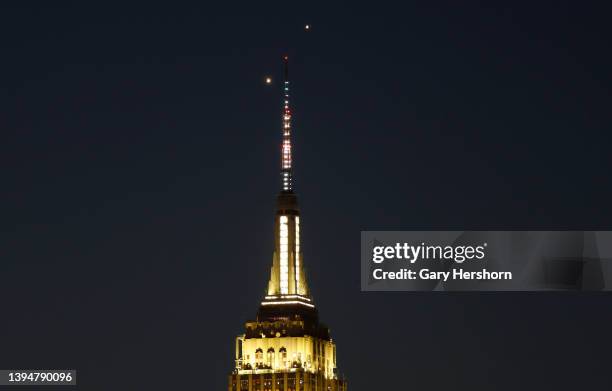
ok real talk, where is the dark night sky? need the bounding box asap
[1,2,612,390]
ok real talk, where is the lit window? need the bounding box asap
[267,348,275,367]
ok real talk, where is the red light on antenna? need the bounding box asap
[284,55,288,60]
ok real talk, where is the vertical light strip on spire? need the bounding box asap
[279,215,289,294]
[281,55,293,192]
[295,216,300,291]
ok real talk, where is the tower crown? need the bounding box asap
[230,56,346,390]
[260,56,314,321]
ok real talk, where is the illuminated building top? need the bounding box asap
[229,56,346,391]
[262,56,311,311]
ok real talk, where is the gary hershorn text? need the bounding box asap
[372,268,513,281]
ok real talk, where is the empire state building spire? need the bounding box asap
[260,56,313,318]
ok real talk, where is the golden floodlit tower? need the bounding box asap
[228,57,347,391]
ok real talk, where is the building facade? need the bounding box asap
[228,57,347,391]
